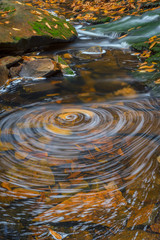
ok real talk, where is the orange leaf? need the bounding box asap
[47,124,71,135]
[1,182,12,191]
[48,229,62,239]
[154,79,160,84]
[149,41,156,49]
[117,148,124,156]
[118,34,128,39]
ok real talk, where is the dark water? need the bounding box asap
[0,15,160,240]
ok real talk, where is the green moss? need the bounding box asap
[132,42,150,51]
[152,44,160,53]
[147,52,160,63]
[0,2,15,12]
[54,56,75,76]
[89,16,111,24]
[12,36,21,42]
[29,16,76,40]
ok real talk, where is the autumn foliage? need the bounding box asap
[30,0,160,22]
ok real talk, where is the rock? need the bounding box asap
[0,56,22,68]
[0,0,77,54]
[34,186,127,230]
[54,55,75,76]
[74,46,105,60]
[19,58,59,78]
[64,231,93,240]
[150,223,160,233]
[109,229,160,240]
[127,204,155,228]
[9,64,22,78]
[0,64,9,86]
[7,159,55,187]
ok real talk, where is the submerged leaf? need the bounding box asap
[48,229,62,240]
[47,124,71,135]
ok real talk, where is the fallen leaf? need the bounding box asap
[47,124,71,135]
[149,42,157,49]
[49,229,62,239]
[12,27,21,31]
[45,22,52,29]
[154,79,160,84]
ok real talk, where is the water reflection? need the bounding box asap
[0,42,159,239]
[0,96,159,239]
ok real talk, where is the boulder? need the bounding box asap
[0,0,77,54]
[0,65,9,86]
[19,58,59,78]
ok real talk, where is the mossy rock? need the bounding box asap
[0,0,77,54]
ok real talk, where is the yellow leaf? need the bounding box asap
[15,151,28,160]
[12,27,21,31]
[139,64,154,69]
[45,22,52,29]
[94,145,101,152]
[118,34,128,39]
[48,229,62,240]
[157,156,160,163]
[47,124,71,135]
[0,141,14,151]
[154,79,160,84]
[64,23,69,29]
[30,10,42,16]
[149,41,156,49]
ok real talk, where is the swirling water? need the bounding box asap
[0,21,160,240]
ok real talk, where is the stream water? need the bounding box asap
[0,9,160,240]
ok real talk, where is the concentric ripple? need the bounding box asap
[0,98,159,191]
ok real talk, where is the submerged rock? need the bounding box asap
[74,46,105,60]
[0,0,77,54]
[109,229,160,240]
[34,185,127,230]
[19,58,59,78]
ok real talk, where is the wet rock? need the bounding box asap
[64,231,93,240]
[54,55,75,76]
[127,204,155,228]
[0,56,22,68]
[19,58,59,78]
[0,64,9,86]
[109,229,160,240]
[22,80,61,94]
[74,46,105,60]
[150,223,160,233]
[34,185,127,230]
[9,64,22,78]
[0,0,77,54]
